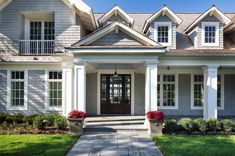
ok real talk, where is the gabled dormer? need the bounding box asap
[98,5,134,28]
[184,6,231,49]
[142,6,182,49]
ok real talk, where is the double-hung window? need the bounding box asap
[202,22,219,46]
[154,22,172,46]
[191,74,223,109]
[157,74,178,109]
[48,71,63,108]
[8,71,28,110]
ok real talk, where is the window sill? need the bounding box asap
[46,107,63,111]
[158,106,178,110]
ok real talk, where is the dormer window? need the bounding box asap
[202,22,219,46]
[154,22,172,46]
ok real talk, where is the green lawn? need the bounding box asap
[0,134,77,156]
[152,135,235,156]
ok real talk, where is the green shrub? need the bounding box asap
[179,118,195,132]
[54,116,68,130]
[11,114,24,124]
[45,114,61,126]
[164,119,178,134]
[33,115,47,130]
[222,119,235,132]
[194,118,208,134]
[22,114,39,125]
[0,113,9,123]
[207,118,220,131]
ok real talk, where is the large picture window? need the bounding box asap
[11,71,25,107]
[157,74,178,109]
[48,71,62,107]
[191,74,223,109]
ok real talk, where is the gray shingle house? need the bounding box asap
[1,0,235,120]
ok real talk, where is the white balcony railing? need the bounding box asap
[19,40,55,55]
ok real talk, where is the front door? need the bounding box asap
[101,74,131,114]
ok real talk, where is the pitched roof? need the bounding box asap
[184,6,231,34]
[142,6,182,34]
[98,5,134,27]
[71,22,163,47]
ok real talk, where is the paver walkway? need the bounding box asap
[67,132,163,156]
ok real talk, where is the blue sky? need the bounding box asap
[84,0,235,13]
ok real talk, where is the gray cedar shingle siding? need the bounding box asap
[89,30,143,46]
[28,70,46,113]
[148,15,177,49]
[134,73,145,115]
[0,0,81,54]
[0,70,7,112]
[86,73,97,115]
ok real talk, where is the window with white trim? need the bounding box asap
[157,74,178,109]
[30,21,55,40]
[48,71,62,107]
[154,22,172,46]
[192,74,223,109]
[11,71,25,107]
[202,22,219,46]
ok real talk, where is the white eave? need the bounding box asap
[0,0,12,11]
[142,6,182,34]
[184,6,231,34]
[98,5,134,27]
[74,22,161,47]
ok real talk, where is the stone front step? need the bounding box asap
[85,116,147,133]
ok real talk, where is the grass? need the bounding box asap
[0,134,78,156]
[152,135,235,156]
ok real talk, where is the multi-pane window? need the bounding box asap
[204,26,216,43]
[11,71,25,107]
[30,22,42,40]
[49,71,62,107]
[163,75,176,107]
[30,21,55,40]
[193,75,204,107]
[44,22,55,40]
[192,74,223,109]
[157,75,160,106]
[157,26,169,43]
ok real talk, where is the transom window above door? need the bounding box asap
[154,22,172,46]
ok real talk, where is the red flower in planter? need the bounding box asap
[146,111,164,121]
[68,110,87,119]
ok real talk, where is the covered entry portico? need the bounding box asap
[72,53,161,116]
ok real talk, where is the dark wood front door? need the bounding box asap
[101,74,131,114]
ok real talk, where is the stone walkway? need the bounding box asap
[66,132,163,156]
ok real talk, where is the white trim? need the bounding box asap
[190,73,224,110]
[98,5,134,26]
[142,6,182,33]
[7,70,28,111]
[184,6,231,34]
[45,70,63,111]
[69,48,165,54]
[97,69,135,115]
[157,74,179,110]
[201,22,220,46]
[0,0,12,11]
[75,22,161,46]
[154,22,172,46]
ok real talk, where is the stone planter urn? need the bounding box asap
[67,110,87,136]
[146,110,164,135]
[148,119,164,135]
[67,118,84,135]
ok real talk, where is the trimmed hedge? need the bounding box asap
[163,118,235,134]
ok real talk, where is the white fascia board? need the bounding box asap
[142,6,182,33]
[0,0,12,11]
[98,6,134,25]
[68,48,165,54]
[77,22,160,46]
[184,6,231,34]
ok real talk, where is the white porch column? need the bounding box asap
[62,67,73,115]
[145,60,158,113]
[74,62,86,112]
[203,66,218,120]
